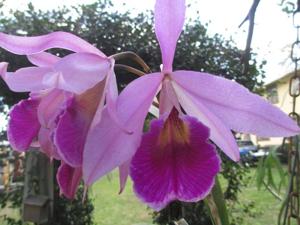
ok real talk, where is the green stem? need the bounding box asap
[205,176,230,225]
[262,180,283,201]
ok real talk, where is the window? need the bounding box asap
[257,136,270,141]
[267,84,279,104]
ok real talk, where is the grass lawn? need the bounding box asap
[92,168,288,225]
[91,173,153,225]
[229,168,286,225]
[0,167,288,225]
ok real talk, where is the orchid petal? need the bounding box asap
[27,52,60,67]
[3,53,110,94]
[172,81,240,161]
[172,71,300,137]
[2,67,51,92]
[37,89,69,128]
[0,31,105,56]
[105,66,132,134]
[30,141,40,148]
[0,62,8,75]
[119,160,130,194]
[38,127,60,160]
[155,0,185,72]
[159,78,181,118]
[83,73,163,185]
[46,53,110,94]
[57,162,82,199]
[55,81,106,167]
[8,98,40,151]
[130,114,220,210]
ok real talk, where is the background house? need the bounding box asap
[246,70,300,147]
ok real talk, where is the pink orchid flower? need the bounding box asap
[0,32,118,198]
[83,0,300,210]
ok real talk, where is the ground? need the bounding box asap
[92,168,286,225]
[92,173,152,225]
[0,168,287,225]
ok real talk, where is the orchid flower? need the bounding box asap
[0,32,118,198]
[83,0,300,210]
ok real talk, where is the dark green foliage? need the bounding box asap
[255,150,287,193]
[220,153,251,202]
[153,201,212,225]
[0,183,24,225]
[0,160,94,225]
[50,186,94,225]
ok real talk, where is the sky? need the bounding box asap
[1,0,296,83]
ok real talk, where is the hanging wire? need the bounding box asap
[278,1,300,224]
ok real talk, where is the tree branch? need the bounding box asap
[239,0,261,76]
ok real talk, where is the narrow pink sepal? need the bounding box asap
[105,67,133,134]
[2,67,51,92]
[8,98,41,151]
[27,52,60,67]
[0,31,105,56]
[57,162,82,199]
[159,78,181,118]
[3,53,110,94]
[119,160,130,194]
[0,62,8,75]
[83,73,163,185]
[155,0,185,72]
[171,71,300,137]
[172,81,240,161]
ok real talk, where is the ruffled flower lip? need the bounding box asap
[130,108,221,210]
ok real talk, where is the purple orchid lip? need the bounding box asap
[7,98,41,152]
[130,109,221,210]
[55,80,106,168]
[57,162,82,199]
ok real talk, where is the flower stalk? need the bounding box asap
[114,64,145,76]
[111,51,151,73]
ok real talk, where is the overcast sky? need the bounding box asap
[2,0,296,83]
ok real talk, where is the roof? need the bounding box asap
[265,70,300,87]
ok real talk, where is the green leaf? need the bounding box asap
[205,176,230,225]
[267,165,276,191]
[256,157,265,190]
[255,149,287,195]
[272,153,286,191]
